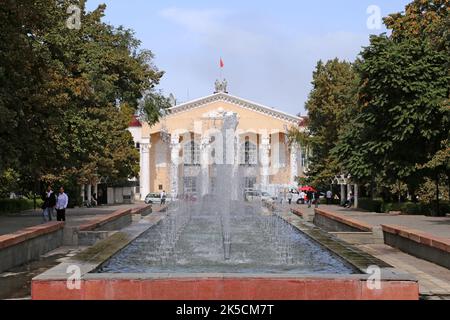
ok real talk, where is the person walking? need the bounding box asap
[307,190,313,208]
[278,191,284,205]
[287,191,293,205]
[160,190,167,206]
[299,191,306,204]
[314,190,321,208]
[326,190,333,205]
[41,185,56,222]
[55,187,69,222]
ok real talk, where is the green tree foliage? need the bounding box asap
[298,59,359,187]
[384,0,449,52]
[334,35,449,203]
[0,0,169,195]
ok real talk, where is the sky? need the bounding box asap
[85,0,411,116]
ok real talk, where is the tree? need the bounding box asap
[334,35,449,210]
[384,0,449,52]
[0,0,169,199]
[385,0,450,212]
[296,59,359,187]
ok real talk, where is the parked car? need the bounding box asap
[244,190,261,202]
[144,193,173,204]
[261,191,276,203]
[244,190,275,203]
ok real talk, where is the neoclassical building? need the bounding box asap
[129,80,308,200]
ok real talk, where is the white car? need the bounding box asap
[144,193,172,204]
[245,190,276,203]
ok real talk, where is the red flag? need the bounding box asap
[220,58,224,68]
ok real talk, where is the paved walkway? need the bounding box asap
[0,204,141,236]
[296,204,450,238]
[285,203,450,298]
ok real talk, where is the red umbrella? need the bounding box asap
[299,186,317,192]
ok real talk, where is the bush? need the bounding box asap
[378,201,449,216]
[0,198,43,214]
[358,198,383,213]
[400,202,423,215]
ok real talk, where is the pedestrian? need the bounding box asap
[326,190,333,205]
[344,192,354,208]
[41,185,56,222]
[307,190,313,208]
[278,191,284,205]
[160,190,167,206]
[315,190,321,208]
[287,191,293,205]
[55,186,69,222]
[299,191,306,204]
[92,192,98,206]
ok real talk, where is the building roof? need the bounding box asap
[168,92,304,126]
[129,115,142,127]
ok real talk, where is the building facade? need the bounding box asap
[129,81,308,200]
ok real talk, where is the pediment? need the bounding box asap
[168,93,302,126]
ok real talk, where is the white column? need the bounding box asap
[347,184,352,205]
[200,136,210,197]
[290,142,299,185]
[80,184,85,203]
[354,184,359,209]
[260,134,271,191]
[170,134,181,199]
[87,184,92,202]
[140,138,151,200]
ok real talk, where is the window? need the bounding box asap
[136,142,140,150]
[183,140,200,166]
[183,177,197,193]
[244,177,257,189]
[240,140,257,166]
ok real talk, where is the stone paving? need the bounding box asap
[0,204,141,236]
[284,203,450,298]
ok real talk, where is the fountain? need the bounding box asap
[31,110,420,300]
[98,112,355,275]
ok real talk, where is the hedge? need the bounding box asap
[358,198,384,213]
[358,198,450,216]
[0,198,44,214]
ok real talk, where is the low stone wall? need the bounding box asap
[313,209,373,233]
[0,222,65,273]
[382,225,450,269]
[291,208,305,219]
[31,275,419,300]
[131,204,152,216]
[79,208,132,232]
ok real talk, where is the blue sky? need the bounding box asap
[85,0,411,116]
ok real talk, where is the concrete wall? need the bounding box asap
[384,232,450,269]
[31,276,419,300]
[313,213,364,233]
[95,214,132,232]
[0,224,64,273]
[108,187,135,205]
